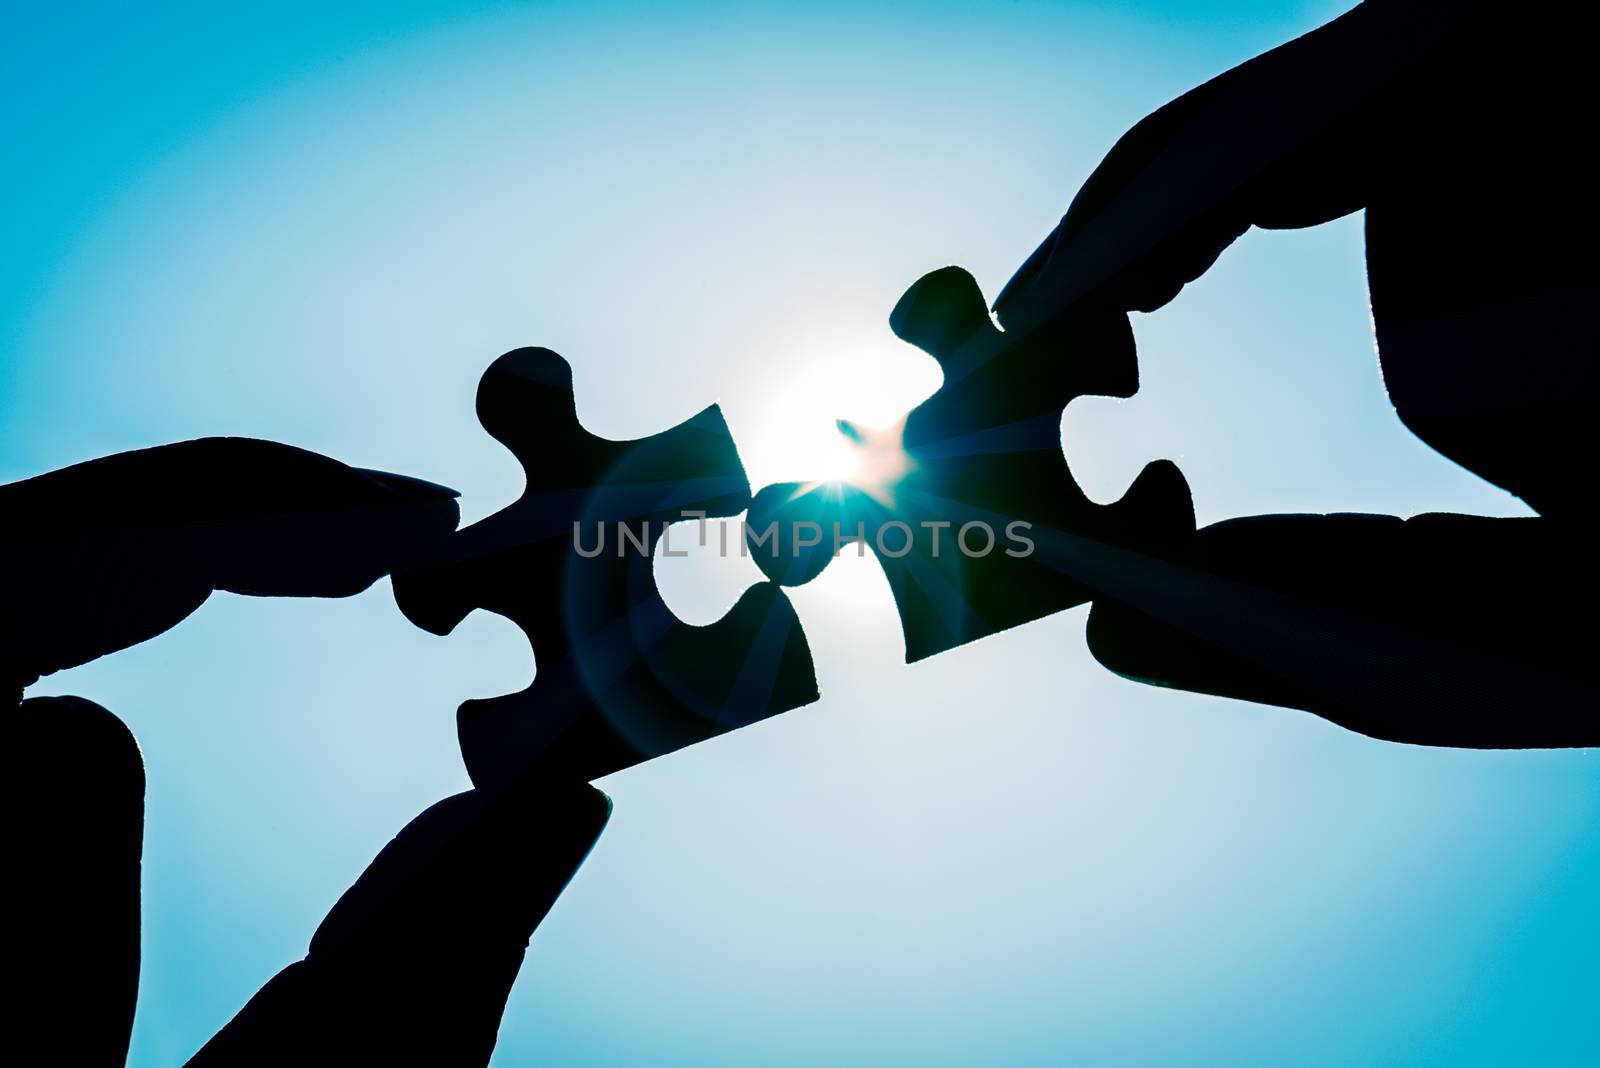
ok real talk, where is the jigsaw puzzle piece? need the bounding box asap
[395,348,817,789]
[746,266,1193,662]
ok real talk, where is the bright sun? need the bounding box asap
[735,343,939,492]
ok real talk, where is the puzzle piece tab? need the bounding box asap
[746,266,1193,662]
[394,348,818,790]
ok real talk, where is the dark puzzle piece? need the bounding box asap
[393,348,818,790]
[746,266,1193,662]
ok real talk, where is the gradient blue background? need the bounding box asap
[6,2,1597,1064]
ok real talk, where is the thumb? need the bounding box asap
[5,696,145,1067]
[188,780,610,1066]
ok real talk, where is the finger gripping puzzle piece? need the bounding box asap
[747,266,1193,662]
[394,348,818,790]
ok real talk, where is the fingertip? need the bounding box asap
[993,223,1061,319]
[12,695,146,798]
[10,695,144,1064]
[581,783,615,832]
[354,468,460,503]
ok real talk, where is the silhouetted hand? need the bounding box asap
[186,775,610,1066]
[1,437,461,698]
[992,0,1600,746]
[3,439,610,1064]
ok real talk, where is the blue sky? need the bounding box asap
[5,2,1597,1064]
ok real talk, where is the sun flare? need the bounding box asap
[735,344,938,495]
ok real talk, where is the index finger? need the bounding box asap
[992,0,1499,328]
[2,437,459,687]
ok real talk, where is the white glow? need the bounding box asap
[732,341,939,490]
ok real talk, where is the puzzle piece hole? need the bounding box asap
[653,514,768,626]
[1060,399,1165,507]
[446,607,537,700]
